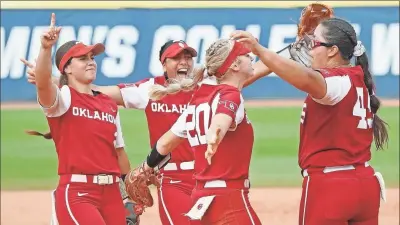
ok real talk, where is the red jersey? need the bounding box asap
[42,86,124,175]
[171,81,254,181]
[299,66,374,169]
[118,76,194,163]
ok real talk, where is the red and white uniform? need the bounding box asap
[42,85,126,225]
[118,76,197,225]
[171,81,261,225]
[298,66,382,225]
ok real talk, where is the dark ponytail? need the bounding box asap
[59,74,68,86]
[322,17,389,151]
[355,53,389,150]
[25,130,52,140]
[58,58,72,87]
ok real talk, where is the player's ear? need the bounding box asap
[64,63,72,74]
[327,45,339,58]
[162,62,167,73]
[230,60,241,72]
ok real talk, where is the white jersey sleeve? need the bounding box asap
[114,112,125,148]
[39,85,71,117]
[118,79,154,110]
[170,108,188,138]
[312,75,352,106]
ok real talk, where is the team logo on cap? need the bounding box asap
[172,40,185,48]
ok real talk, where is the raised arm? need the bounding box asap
[243,44,297,88]
[243,60,272,87]
[231,31,327,99]
[35,13,62,107]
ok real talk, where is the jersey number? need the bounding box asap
[353,87,373,129]
[186,103,211,146]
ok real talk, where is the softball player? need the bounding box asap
[137,39,262,225]
[231,17,389,225]
[32,13,130,225]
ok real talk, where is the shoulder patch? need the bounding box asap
[218,100,238,113]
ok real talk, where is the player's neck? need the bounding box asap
[220,74,243,90]
[69,81,93,95]
[327,59,352,68]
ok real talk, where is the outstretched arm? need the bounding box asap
[91,84,125,106]
[142,110,187,170]
[24,64,145,108]
[205,114,232,164]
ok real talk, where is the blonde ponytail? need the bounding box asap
[149,39,234,101]
[148,67,206,100]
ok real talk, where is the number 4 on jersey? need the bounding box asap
[353,87,373,129]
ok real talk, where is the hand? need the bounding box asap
[230,30,262,55]
[20,58,37,84]
[41,13,62,49]
[20,58,60,86]
[124,200,143,225]
[205,127,221,165]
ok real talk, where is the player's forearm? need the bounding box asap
[35,47,53,89]
[35,47,58,107]
[116,148,131,174]
[142,131,180,170]
[243,60,272,88]
[91,85,125,106]
[207,114,232,145]
[254,44,326,98]
[156,130,183,155]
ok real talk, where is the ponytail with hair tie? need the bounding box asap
[353,41,366,57]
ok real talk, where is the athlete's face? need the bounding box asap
[163,50,194,81]
[64,52,97,84]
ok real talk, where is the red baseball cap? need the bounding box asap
[56,40,105,73]
[159,40,197,63]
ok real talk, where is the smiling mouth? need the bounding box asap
[177,68,189,76]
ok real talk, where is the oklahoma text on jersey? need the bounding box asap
[71,106,116,124]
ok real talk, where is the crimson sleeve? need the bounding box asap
[214,88,241,120]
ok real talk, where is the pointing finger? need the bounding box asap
[50,13,56,27]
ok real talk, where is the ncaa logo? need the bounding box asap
[197,203,203,210]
